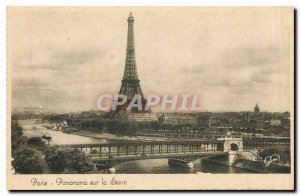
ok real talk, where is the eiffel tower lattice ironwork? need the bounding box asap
[110,12,148,117]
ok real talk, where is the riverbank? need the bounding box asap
[69,130,171,142]
[203,155,290,173]
[19,119,113,145]
[18,119,176,144]
[233,159,290,173]
[70,131,136,141]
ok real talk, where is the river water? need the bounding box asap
[114,159,250,174]
[19,119,110,145]
[19,119,251,174]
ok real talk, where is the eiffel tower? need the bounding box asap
[110,12,149,119]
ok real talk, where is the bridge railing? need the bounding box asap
[62,141,223,159]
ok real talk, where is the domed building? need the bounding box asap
[254,104,260,113]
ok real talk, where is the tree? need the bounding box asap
[258,147,280,159]
[27,137,46,149]
[45,147,95,174]
[12,148,47,174]
[258,147,290,164]
[11,122,26,154]
[63,149,95,174]
[105,120,120,132]
[44,147,67,173]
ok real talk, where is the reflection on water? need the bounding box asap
[19,119,110,145]
[115,159,251,174]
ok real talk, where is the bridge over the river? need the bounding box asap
[57,137,290,170]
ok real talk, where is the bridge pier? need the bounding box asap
[168,159,193,168]
[228,151,239,166]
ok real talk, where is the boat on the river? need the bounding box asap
[42,135,52,140]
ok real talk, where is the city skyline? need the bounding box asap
[9,7,293,112]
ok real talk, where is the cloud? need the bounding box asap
[53,49,99,66]
[224,45,280,69]
[13,79,48,88]
[9,8,292,112]
[18,48,99,71]
[251,72,271,83]
[178,64,209,74]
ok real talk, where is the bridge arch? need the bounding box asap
[217,137,243,152]
[230,143,239,151]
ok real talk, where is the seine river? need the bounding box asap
[114,159,250,174]
[19,119,110,145]
[19,119,250,174]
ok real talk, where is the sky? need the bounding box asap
[8,7,293,112]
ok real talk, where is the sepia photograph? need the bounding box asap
[6,7,294,190]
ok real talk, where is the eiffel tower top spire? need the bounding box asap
[123,12,138,80]
[118,12,145,100]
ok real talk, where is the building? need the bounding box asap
[254,104,260,113]
[255,119,265,130]
[233,119,248,129]
[196,113,210,128]
[159,113,197,125]
[270,119,281,126]
[117,112,158,122]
